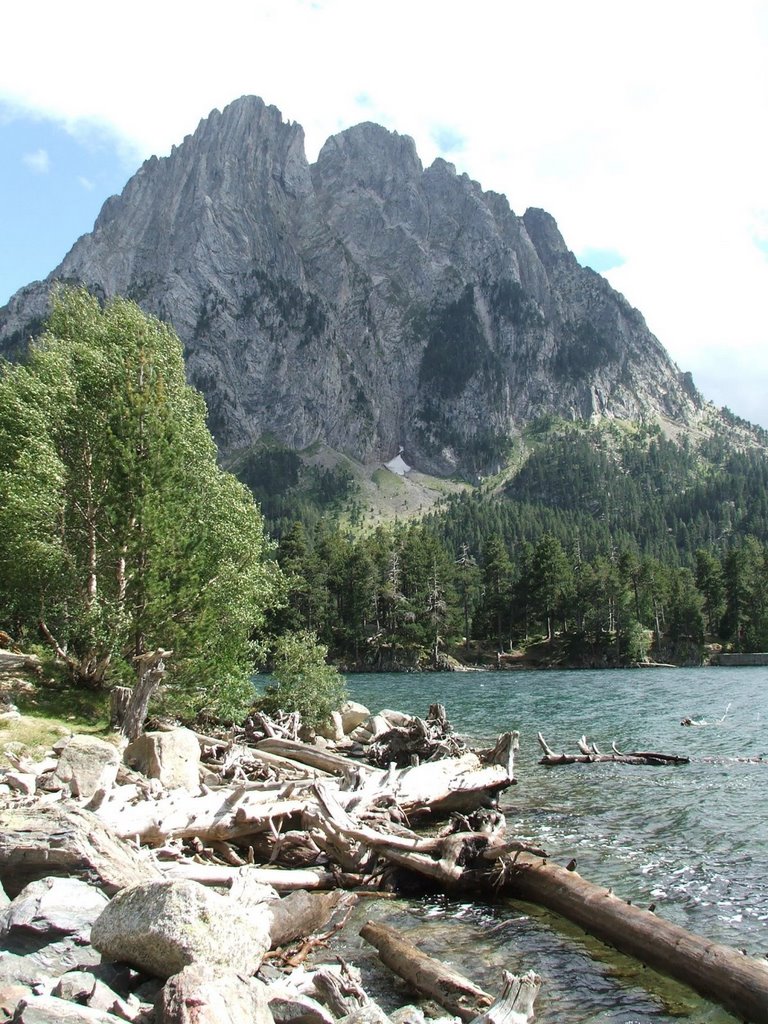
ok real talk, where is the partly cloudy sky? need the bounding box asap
[2,0,767,425]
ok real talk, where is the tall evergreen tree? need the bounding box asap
[0,288,283,718]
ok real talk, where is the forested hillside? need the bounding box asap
[261,420,768,670]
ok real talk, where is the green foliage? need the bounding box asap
[228,441,358,537]
[0,287,284,719]
[554,320,619,379]
[261,630,347,728]
[622,620,651,663]
[418,286,499,399]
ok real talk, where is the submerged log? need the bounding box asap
[506,853,768,1024]
[537,733,689,766]
[360,920,493,1021]
[347,820,768,1024]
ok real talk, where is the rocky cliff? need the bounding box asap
[0,95,703,475]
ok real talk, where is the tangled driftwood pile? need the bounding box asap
[0,703,539,1024]
[1,699,768,1024]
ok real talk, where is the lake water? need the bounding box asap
[328,667,768,1023]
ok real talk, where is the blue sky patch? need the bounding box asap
[430,124,466,154]
[576,246,626,273]
[0,109,134,306]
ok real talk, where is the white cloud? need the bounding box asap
[2,0,767,424]
[77,175,95,191]
[22,147,50,173]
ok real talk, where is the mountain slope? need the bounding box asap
[0,95,708,476]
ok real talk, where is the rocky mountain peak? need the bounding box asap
[522,208,572,266]
[0,95,714,477]
[313,122,422,196]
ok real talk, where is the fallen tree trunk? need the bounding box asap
[94,740,518,846]
[334,816,768,1024]
[359,920,494,1021]
[507,853,768,1024]
[537,733,689,766]
[94,785,312,844]
[157,862,338,891]
[256,738,384,778]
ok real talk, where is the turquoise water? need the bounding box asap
[334,667,768,1023]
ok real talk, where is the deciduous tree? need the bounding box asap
[0,288,283,719]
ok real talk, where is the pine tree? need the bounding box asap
[0,288,283,718]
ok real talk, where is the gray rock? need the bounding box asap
[338,702,370,735]
[4,772,36,796]
[7,993,127,1022]
[90,879,271,980]
[0,877,109,950]
[2,938,102,982]
[55,737,121,801]
[52,970,98,1002]
[0,95,713,482]
[0,952,49,988]
[0,802,162,900]
[157,964,274,1024]
[123,730,200,791]
[266,987,336,1024]
[0,981,33,1019]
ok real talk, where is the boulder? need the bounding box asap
[4,772,36,796]
[0,804,162,899]
[266,987,335,1024]
[348,715,390,744]
[123,730,200,791]
[0,877,109,952]
[315,711,344,743]
[0,981,33,1019]
[156,964,275,1024]
[379,709,415,729]
[54,737,121,800]
[90,879,271,980]
[5,993,128,1022]
[339,702,370,735]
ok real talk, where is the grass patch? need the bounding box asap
[0,684,111,766]
[371,468,404,496]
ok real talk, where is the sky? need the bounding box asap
[2,0,767,426]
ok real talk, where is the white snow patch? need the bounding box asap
[384,448,411,476]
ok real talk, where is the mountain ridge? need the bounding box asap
[0,94,736,478]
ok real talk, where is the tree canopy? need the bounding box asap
[0,288,284,719]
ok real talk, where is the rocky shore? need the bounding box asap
[0,702,529,1024]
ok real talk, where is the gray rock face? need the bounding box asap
[5,993,127,1023]
[123,729,200,792]
[54,736,121,800]
[90,879,271,980]
[157,965,275,1024]
[0,877,109,950]
[0,95,703,476]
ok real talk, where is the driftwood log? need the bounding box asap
[353,824,768,1024]
[3,707,762,1023]
[360,921,541,1024]
[360,920,493,1021]
[92,735,519,845]
[537,732,690,766]
[507,853,768,1024]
